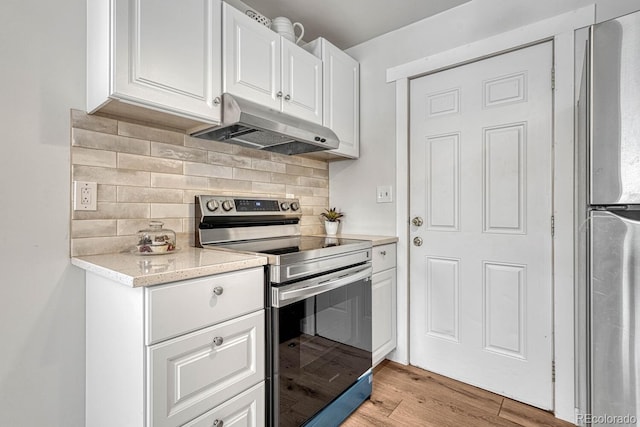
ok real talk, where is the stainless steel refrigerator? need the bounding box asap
[582,9,640,426]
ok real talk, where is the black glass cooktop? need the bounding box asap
[211,236,365,255]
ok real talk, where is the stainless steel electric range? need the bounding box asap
[195,195,373,427]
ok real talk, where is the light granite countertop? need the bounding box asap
[72,234,396,287]
[71,246,268,287]
[311,234,398,246]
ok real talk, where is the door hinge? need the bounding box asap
[551,215,555,237]
[552,360,556,383]
[551,67,556,90]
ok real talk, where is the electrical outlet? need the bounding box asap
[376,185,393,203]
[74,181,97,211]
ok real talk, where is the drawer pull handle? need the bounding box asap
[213,420,224,427]
[213,286,224,296]
[212,337,224,346]
[380,250,387,256]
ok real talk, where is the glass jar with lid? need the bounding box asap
[136,221,176,254]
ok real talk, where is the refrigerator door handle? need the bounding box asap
[593,205,629,211]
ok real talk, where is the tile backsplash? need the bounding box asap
[70,110,329,256]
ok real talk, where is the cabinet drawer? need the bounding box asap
[146,267,264,344]
[372,244,396,274]
[183,381,265,427]
[148,310,265,427]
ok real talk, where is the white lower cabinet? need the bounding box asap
[149,311,265,427]
[183,382,265,427]
[372,244,397,366]
[85,267,265,427]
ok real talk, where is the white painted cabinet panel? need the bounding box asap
[149,311,265,427]
[88,0,222,127]
[371,244,397,366]
[222,3,280,109]
[146,267,264,344]
[84,267,265,427]
[372,243,397,274]
[222,3,322,124]
[184,382,265,427]
[304,38,360,158]
[281,38,323,123]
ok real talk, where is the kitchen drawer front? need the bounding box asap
[146,267,264,344]
[372,244,396,274]
[183,381,265,427]
[148,310,265,427]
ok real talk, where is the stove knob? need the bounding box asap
[206,200,219,212]
[221,200,234,211]
[290,201,300,211]
[280,202,290,211]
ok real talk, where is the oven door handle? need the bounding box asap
[272,264,372,308]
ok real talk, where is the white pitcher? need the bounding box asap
[271,16,304,44]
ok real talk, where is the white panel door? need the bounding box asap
[409,42,553,409]
[222,3,280,109]
[114,0,222,121]
[281,38,323,124]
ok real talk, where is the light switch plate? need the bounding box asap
[376,185,393,203]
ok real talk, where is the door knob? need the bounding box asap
[412,217,424,227]
[413,237,423,247]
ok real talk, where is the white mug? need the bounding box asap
[271,16,304,44]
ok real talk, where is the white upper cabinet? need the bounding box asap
[87,0,222,128]
[222,3,280,110]
[222,3,323,124]
[305,38,360,159]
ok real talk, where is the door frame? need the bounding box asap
[386,6,595,423]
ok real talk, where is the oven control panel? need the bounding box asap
[235,199,280,212]
[196,195,301,216]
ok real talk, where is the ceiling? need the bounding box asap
[239,0,473,50]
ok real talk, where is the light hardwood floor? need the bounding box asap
[343,361,575,427]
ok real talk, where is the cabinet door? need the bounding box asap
[183,382,265,427]
[222,3,280,109]
[281,38,323,124]
[323,41,360,158]
[372,268,397,366]
[148,311,265,427]
[114,0,222,122]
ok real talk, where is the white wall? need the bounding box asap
[0,1,86,425]
[331,0,640,235]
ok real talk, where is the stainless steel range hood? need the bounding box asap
[191,93,339,155]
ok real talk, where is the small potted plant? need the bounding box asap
[320,207,344,236]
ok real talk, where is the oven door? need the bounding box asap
[271,264,372,427]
